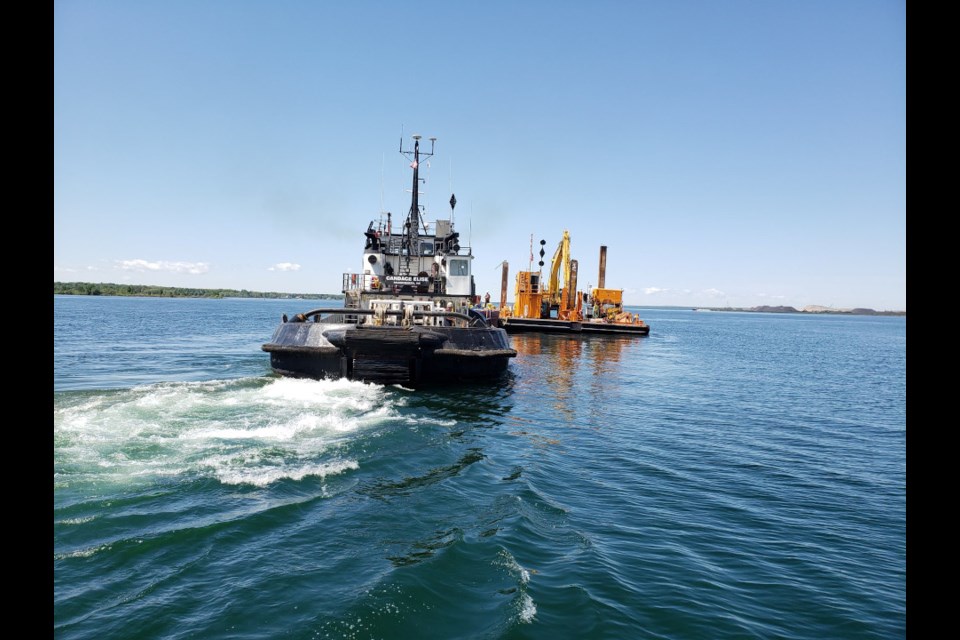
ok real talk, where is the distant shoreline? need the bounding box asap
[53,282,344,301]
[691,305,905,317]
[53,282,904,315]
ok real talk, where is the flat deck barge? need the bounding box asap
[500,317,650,335]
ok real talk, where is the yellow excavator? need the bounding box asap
[510,230,581,320]
[544,230,582,320]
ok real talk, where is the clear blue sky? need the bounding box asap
[54,0,906,311]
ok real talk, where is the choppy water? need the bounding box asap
[53,296,906,639]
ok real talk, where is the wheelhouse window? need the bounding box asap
[449,259,469,276]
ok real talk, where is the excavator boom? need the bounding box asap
[548,230,571,305]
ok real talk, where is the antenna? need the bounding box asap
[423,143,433,229]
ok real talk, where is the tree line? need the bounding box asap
[53,282,343,300]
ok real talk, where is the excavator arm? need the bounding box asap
[548,230,571,305]
[545,230,581,320]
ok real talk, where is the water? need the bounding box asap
[53,296,906,639]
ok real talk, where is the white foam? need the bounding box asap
[402,415,458,428]
[518,592,537,623]
[496,548,529,581]
[57,515,97,525]
[214,459,360,487]
[54,377,398,487]
[55,543,111,559]
[494,549,536,622]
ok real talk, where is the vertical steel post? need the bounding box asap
[598,245,607,289]
[500,261,509,311]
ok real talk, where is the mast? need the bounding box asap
[399,134,435,272]
[407,137,421,259]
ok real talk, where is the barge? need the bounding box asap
[499,234,650,336]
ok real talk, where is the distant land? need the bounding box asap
[53,283,904,316]
[53,282,343,300]
[693,305,905,317]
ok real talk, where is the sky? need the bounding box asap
[54,0,906,311]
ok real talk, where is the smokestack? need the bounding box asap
[598,246,607,289]
[568,260,579,310]
[500,261,509,310]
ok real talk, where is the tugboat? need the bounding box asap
[262,135,517,385]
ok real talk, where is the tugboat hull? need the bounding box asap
[263,321,516,385]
